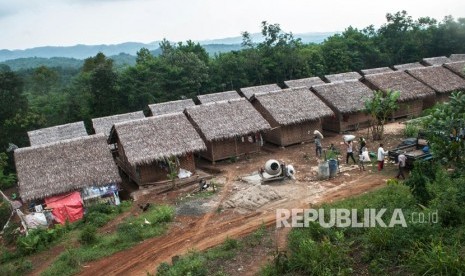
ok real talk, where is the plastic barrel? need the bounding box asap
[318,161,330,180]
[328,159,338,178]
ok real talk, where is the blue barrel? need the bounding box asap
[328,159,338,178]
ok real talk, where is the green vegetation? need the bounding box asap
[364,90,400,140]
[42,204,174,276]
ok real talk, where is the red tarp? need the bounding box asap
[45,191,84,224]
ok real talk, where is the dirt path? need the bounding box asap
[76,171,387,276]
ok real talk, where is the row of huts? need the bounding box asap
[14,55,465,208]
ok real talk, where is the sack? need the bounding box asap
[313,130,324,139]
[343,135,356,142]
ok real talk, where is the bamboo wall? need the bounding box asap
[391,100,423,119]
[201,134,262,163]
[322,112,371,133]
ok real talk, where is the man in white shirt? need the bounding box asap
[396,152,406,179]
[377,143,388,171]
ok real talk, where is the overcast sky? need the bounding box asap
[1,0,464,50]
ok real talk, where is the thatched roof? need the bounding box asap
[253,87,333,125]
[15,134,120,202]
[444,61,465,78]
[361,67,393,75]
[185,98,271,141]
[27,121,88,146]
[449,54,465,62]
[312,80,374,114]
[197,90,241,104]
[407,66,465,94]
[92,111,145,137]
[239,84,282,99]
[422,56,452,66]
[393,62,425,71]
[363,71,435,102]
[148,99,196,116]
[109,113,206,166]
[324,71,362,83]
[284,77,325,88]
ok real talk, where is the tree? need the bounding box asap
[426,91,465,169]
[364,90,400,140]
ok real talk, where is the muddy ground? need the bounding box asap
[29,122,407,276]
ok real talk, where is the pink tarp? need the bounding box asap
[44,191,84,224]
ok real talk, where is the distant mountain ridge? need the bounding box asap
[0,32,337,70]
[0,32,336,61]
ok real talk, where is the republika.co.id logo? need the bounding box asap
[276,208,438,228]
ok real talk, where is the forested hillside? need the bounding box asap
[1,11,465,172]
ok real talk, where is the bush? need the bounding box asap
[79,225,97,245]
[408,241,465,275]
[0,200,11,230]
[0,258,32,276]
[16,225,67,255]
[403,123,419,137]
[116,222,143,243]
[156,251,207,276]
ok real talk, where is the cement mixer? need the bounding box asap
[259,159,296,183]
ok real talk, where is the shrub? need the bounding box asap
[403,123,419,137]
[156,251,207,276]
[79,225,97,245]
[0,258,32,276]
[408,241,465,275]
[116,222,143,243]
[0,200,11,230]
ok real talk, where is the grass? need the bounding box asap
[40,204,174,276]
[260,172,465,275]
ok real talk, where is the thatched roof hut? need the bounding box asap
[324,71,362,83]
[283,77,325,88]
[393,62,425,71]
[15,134,120,202]
[109,113,206,166]
[186,98,271,142]
[27,121,88,146]
[251,88,333,145]
[311,80,374,132]
[185,98,271,161]
[449,54,465,62]
[148,99,195,116]
[422,56,452,66]
[407,66,465,96]
[312,80,373,114]
[197,90,241,104]
[92,111,145,137]
[363,71,435,102]
[444,61,465,78]
[363,71,436,118]
[239,84,282,100]
[361,67,393,75]
[253,88,333,125]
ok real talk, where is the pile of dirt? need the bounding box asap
[223,184,281,210]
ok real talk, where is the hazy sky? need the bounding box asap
[1,0,464,50]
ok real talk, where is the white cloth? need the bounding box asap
[377,147,388,161]
[398,154,406,167]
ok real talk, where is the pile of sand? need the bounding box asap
[223,184,281,210]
